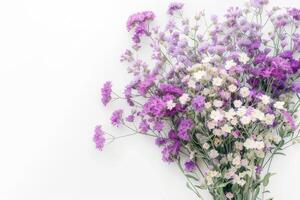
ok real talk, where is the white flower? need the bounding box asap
[256,141,265,150]
[228,84,238,92]
[244,138,256,149]
[202,88,210,96]
[236,106,247,117]
[205,102,212,109]
[202,143,210,150]
[210,110,224,122]
[240,87,250,98]
[240,116,251,125]
[265,113,275,125]
[166,100,176,110]
[207,120,217,129]
[213,128,223,136]
[239,52,250,64]
[203,56,212,63]
[212,77,223,87]
[209,149,219,159]
[259,95,271,105]
[193,70,207,81]
[179,93,190,105]
[234,100,242,108]
[230,117,238,126]
[225,108,236,120]
[252,109,265,121]
[188,80,196,89]
[274,101,285,110]
[221,124,233,133]
[244,138,265,150]
[213,100,223,108]
[232,155,241,166]
[225,60,236,70]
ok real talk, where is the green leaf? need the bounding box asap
[263,173,276,187]
[195,184,208,190]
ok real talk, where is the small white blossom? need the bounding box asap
[179,93,190,105]
[209,149,219,159]
[236,106,247,117]
[213,100,223,108]
[225,60,236,70]
[212,77,223,87]
[205,102,212,109]
[274,101,285,110]
[259,95,271,105]
[228,84,238,92]
[265,113,275,125]
[234,100,242,108]
[232,155,241,166]
[240,116,251,125]
[188,80,196,89]
[213,128,223,137]
[193,70,207,81]
[239,52,250,64]
[225,108,236,120]
[240,87,250,98]
[166,100,176,110]
[221,124,233,133]
[210,110,224,122]
[202,143,210,150]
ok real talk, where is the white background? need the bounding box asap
[0,0,299,200]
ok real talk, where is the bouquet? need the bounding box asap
[94,1,300,199]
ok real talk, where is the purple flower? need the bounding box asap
[153,121,164,132]
[139,120,150,133]
[159,83,184,96]
[93,125,106,151]
[289,8,300,21]
[125,114,135,122]
[155,137,167,146]
[282,111,296,130]
[192,95,205,112]
[127,11,155,43]
[138,74,156,96]
[250,0,269,8]
[167,2,184,15]
[178,119,193,141]
[162,140,180,162]
[143,96,166,117]
[184,160,196,172]
[292,82,300,93]
[101,81,112,106]
[255,165,263,174]
[111,109,123,127]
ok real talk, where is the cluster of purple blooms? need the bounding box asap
[95,1,300,199]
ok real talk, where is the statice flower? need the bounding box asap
[289,8,300,20]
[167,2,184,15]
[111,109,123,127]
[93,125,106,151]
[127,11,155,43]
[178,119,193,141]
[192,95,205,112]
[101,81,112,106]
[184,160,196,172]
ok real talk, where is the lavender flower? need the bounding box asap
[192,95,205,112]
[101,81,112,106]
[178,119,193,141]
[184,160,196,172]
[93,125,105,151]
[111,109,123,127]
[167,2,184,15]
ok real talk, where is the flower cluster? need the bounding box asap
[96,1,300,200]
